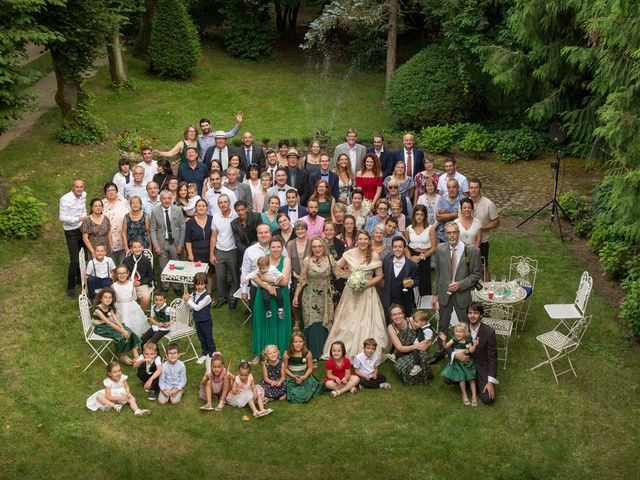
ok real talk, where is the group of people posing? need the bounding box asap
[60,119,501,415]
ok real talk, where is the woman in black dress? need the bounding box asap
[184,199,214,292]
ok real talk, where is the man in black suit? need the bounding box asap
[382,236,419,322]
[283,148,311,205]
[203,131,237,171]
[231,200,263,263]
[309,153,339,202]
[392,133,424,179]
[368,132,394,178]
[278,189,307,224]
[238,131,265,172]
[444,302,498,405]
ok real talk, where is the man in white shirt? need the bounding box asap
[332,127,366,172]
[139,147,157,186]
[143,181,161,217]
[209,194,239,309]
[204,170,236,217]
[59,179,88,298]
[467,178,500,281]
[264,168,292,210]
[437,156,469,195]
[264,149,279,187]
[124,165,149,201]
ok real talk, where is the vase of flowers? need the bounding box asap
[114,129,156,162]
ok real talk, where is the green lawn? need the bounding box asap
[0,46,638,479]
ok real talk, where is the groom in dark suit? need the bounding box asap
[444,302,498,404]
[382,237,419,322]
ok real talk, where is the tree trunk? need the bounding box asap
[0,176,8,209]
[288,2,300,33]
[274,1,286,34]
[106,29,130,87]
[386,0,398,90]
[50,48,82,122]
[136,0,157,58]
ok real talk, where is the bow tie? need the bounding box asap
[393,261,404,267]
[289,208,297,211]
[278,188,285,192]
[214,190,221,194]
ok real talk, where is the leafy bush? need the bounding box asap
[385,44,475,129]
[0,187,47,239]
[56,94,108,145]
[620,279,640,339]
[558,192,590,223]
[148,0,201,79]
[598,241,635,279]
[459,126,490,154]
[573,218,594,238]
[417,125,454,155]
[221,1,275,60]
[587,224,611,254]
[493,127,540,164]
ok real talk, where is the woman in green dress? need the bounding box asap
[153,124,200,167]
[91,287,141,365]
[386,304,433,385]
[292,236,341,364]
[283,331,324,403]
[310,179,335,219]
[252,236,292,357]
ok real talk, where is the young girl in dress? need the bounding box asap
[113,265,150,337]
[439,323,479,406]
[259,345,287,402]
[86,361,150,416]
[283,331,324,403]
[199,353,233,412]
[325,341,360,397]
[225,360,273,418]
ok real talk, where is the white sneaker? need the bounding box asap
[134,409,151,416]
[380,382,392,390]
[196,355,207,365]
[409,365,422,376]
[385,353,396,363]
[114,404,123,413]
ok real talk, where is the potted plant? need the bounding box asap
[114,129,156,162]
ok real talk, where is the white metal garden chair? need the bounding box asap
[79,293,115,372]
[234,287,252,326]
[481,304,514,369]
[79,248,87,293]
[508,255,538,330]
[160,298,199,363]
[544,271,592,332]
[531,314,592,384]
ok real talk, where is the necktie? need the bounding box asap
[246,148,251,164]
[450,247,456,277]
[218,149,222,163]
[270,168,276,186]
[165,209,173,242]
[406,150,412,177]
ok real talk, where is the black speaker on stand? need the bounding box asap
[517,122,572,241]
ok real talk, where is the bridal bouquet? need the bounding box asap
[347,270,368,294]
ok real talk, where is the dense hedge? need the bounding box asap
[385,44,475,129]
[148,0,201,79]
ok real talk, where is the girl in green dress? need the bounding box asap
[283,331,324,403]
[439,323,479,406]
[91,287,141,365]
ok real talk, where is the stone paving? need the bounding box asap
[444,152,601,212]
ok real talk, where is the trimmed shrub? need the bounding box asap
[56,94,108,145]
[493,127,540,164]
[0,186,47,239]
[417,125,454,155]
[148,0,201,79]
[385,44,475,129]
[459,126,490,154]
[221,1,276,60]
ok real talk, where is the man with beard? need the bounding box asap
[300,199,325,239]
[197,113,243,161]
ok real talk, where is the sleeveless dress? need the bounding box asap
[180,141,200,166]
[285,354,324,403]
[337,178,353,204]
[252,256,292,356]
[392,323,433,385]
[113,281,150,337]
[261,212,279,232]
[440,337,477,382]
[317,199,332,219]
[258,360,287,400]
[86,375,129,411]
[92,305,141,354]
[81,216,112,258]
[199,367,227,400]
[407,225,433,296]
[125,212,149,248]
[226,374,265,407]
[321,250,389,360]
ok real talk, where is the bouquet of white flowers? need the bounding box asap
[347,270,368,294]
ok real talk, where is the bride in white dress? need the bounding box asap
[322,230,389,360]
[113,265,150,337]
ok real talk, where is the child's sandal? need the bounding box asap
[214,401,225,412]
[331,390,341,398]
[471,398,478,407]
[463,397,471,406]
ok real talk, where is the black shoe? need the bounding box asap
[67,288,75,299]
[212,299,228,308]
[228,299,238,310]
[427,352,446,365]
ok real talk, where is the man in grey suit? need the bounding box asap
[150,191,186,290]
[332,127,367,172]
[225,167,253,211]
[263,168,292,211]
[238,131,265,172]
[430,221,482,362]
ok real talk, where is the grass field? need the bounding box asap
[0,46,638,479]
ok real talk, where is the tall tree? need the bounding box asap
[274,0,301,34]
[0,0,61,135]
[105,0,143,88]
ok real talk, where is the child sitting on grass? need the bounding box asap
[225,360,272,418]
[86,361,150,416]
[158,343,187,406]
[353,338,391,390]
[133,341,163,401]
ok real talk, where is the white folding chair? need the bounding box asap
[160,299,199,363]
[79,248,87,293]
[531,314,592,384]
[413,287,433,311]
[79,293,115,372]
[234,287,252,326]
[544,271,592,332]
[508,255,538,330]
[482,304,514,369]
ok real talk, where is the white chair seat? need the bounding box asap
[483,318,513,337]
[164,320,195,341]
[544,304,582,320]
[160,299,199,363]
[536,331,577,352]
[87,332,112,342]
